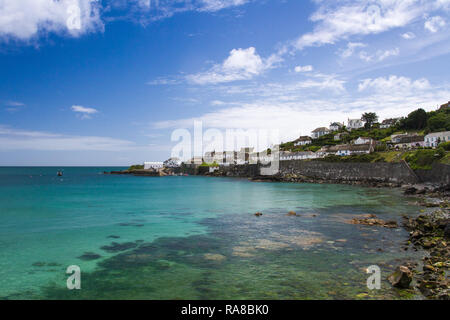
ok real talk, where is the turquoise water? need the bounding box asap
[0,167,424,299]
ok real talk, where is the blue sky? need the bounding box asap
[1,0,450,165]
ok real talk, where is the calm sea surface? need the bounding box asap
[0,167,425,299]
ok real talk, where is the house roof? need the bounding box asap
[381,118,400,125]
[397,135,424,144]
[312,127,330,133]
[425,131,450,138]
[295,136,312,141]
[330,122,343,127]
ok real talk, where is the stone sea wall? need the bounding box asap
[183,160,450,186]
[279,160,420,184]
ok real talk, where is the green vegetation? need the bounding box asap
[128,164,144,171]
[199,162,220,167]
[404,148,445,170]
[439,141,450,151]
[399,106,450,133]
[317,153,382,163]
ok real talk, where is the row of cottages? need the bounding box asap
[203,148,257,165]
[425,131,450,147]
[318,144,374,157]
[280,151,317,161]
[389,133,424,149]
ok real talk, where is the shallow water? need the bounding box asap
[0,167,424,299]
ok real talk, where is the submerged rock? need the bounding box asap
[100,242,138,253]
[78,252,102,261]
[254,212,263,217]
[203,253,226,262]
[388,266,413,289]
[287,211,297,216]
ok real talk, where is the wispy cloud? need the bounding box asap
[71,105,99,119]
[0,125,144,151]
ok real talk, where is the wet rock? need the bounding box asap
[287,211,297,216]
[78,252,102,261]
[388,266,412,289]
[444,223,450,239]
[404,187,417,195]
[254,212,263,217]
[350,215,398,228]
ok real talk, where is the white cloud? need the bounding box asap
[401,32,416,39]
[358,75,430,92]
[424,16,446,33]
[199,0,250,12]
[71,105,99,119]
[0,0,103,41]
[339,42,367,58]
[0,125,142,151]
[187,47,277,84]
[153,77,449,147]
[359,48,400,62]
[293,1,426,51]
[294,65,314,73]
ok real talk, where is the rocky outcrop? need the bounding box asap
[403,210,450,299]
[388,266,413,289]
[349,214,398,228]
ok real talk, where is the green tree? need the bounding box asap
[401,108,428,130]
[427,112,450,132]
[361,112,378,129]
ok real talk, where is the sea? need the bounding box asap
[0,167,425,299]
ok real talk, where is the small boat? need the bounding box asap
[57,171,63,177]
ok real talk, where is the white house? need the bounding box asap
[380,118,400,129]
[144,162,164,170]
[425,131,450,147]
[329,122,344,131]
[293,136,312,146]
[347,119,364,130]
[354,137,373,145]
[311,127,331,139]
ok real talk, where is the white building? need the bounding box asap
[293,136,312,146]
[380,118,400,129]
[354,137,373,145]
[319,144,374,157]
[347,119,364,130]
[425,131,450,147]
[311,127,331,139]
[329,122,344,131]
[144,162,164,170]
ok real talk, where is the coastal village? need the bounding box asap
[139,100,450,172]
